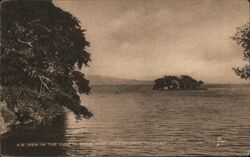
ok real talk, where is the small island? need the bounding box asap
[153,75,206,90]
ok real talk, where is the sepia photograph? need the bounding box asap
[0,0,250,156]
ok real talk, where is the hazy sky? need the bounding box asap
[54,0,249,83]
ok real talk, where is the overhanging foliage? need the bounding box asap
[1,0,92,125]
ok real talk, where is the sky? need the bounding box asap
[54,0,249,83]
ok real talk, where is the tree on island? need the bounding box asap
[231,22,250,79]
[0,0,92,125]
[153,75,205,90]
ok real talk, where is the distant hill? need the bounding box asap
[86,75,152,85]
[204,83,249,88]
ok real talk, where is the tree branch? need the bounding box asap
[17,39,33,47]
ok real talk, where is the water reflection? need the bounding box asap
[1,124,67,156]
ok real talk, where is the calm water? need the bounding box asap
[1,84,250,156]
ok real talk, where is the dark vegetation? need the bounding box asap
[231,22,250,79]
[153,75,205,90]
[0,0,92,126]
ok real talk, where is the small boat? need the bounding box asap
[115,90,120,94]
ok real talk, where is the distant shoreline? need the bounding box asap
[86,75,249,86]
[89,83,249,88]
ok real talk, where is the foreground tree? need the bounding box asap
[231,22,250,79]
[1,0,92,125]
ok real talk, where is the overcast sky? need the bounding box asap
[54,0,249,83]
